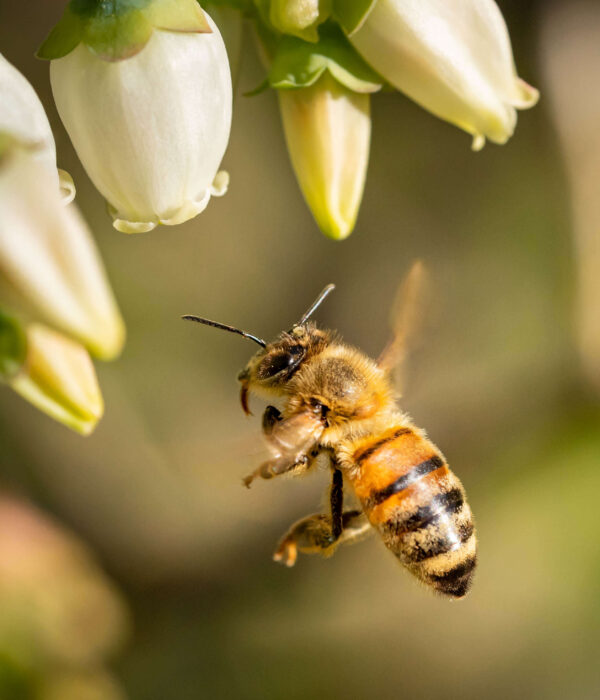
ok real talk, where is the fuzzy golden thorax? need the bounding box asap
[237,323,394,424]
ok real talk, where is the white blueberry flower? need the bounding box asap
[49,11,232,233]
[0,52,74,201]
[342,0,538,149]
[279,73,371,240]
[0,143,125,361]
[8,324,103,435]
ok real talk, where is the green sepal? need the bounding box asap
[0,311,27,381]
[333,0,377,36]
[83,10,154,60]
[267,23,382,93]
[38,0,211,62]
[36,6,86,60]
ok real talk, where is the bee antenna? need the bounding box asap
[182,316,267,348]
[297,284,336,325]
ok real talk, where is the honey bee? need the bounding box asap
[183,263,477,598]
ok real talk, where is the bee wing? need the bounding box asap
[377,260,432,390]
[266,410,325,460]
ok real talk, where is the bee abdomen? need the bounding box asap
[350,426,477,598]
[383,488,477,598]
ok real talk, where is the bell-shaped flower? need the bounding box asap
[337,0,538,149]
[7,323,104,435]
[266,26,381,239]
[203,2,244,87]
[0,53,74,201]
[279,74,371,239]
[0,141,125,360]
[42,1,232,233]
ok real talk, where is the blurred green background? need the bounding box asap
[1,0,600,698]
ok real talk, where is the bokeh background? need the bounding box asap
[1,0,600,698]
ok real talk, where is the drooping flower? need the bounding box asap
[0,52,74,201]
[0,55,125,433]
[337,0,539,149]
[279,73,371,239]
[265,25,381,239]
[0,141,125,361]
[7,323,104,436]
[42,0,232,233]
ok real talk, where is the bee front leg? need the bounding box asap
[243,407,323,488]
[262,405,282,437]
[242,452,312,489]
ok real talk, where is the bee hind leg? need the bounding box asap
[273,510,371,567]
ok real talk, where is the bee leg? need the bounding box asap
[329,467,344,543]
[242,453,312,488]
[273,510,371,567]
[262,405,282,436]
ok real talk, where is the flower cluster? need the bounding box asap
[37,0,537,241]
[0,54,124,434]
[1,0,538,430]
[251,0,538,238]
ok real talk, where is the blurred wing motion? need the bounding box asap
[377,260,431,391]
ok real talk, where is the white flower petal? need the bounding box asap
[0,52,75,200]
[350,0,538,146]
[0,148,125,360]
[50,14,232,232]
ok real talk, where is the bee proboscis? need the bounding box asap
[183,263,477,598]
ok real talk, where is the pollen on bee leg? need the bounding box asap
[273,540,297,568]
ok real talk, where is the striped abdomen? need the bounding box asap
[348,426,477,598]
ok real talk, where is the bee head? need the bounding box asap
[237,325,329,413]
[183,285,335,415]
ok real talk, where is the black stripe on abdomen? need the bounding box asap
[428,556,477,598]
[385,488,464,536]
[354,428,412,465]
[368,455,445,508]
[409,521,474,563]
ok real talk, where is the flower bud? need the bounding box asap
[8,324,103,435]
[269,0,330,41]
[0,53,74,202]
[0,144,125,360]
[49,11,232,233]
[279,73,371,240]
[343,0,538,149]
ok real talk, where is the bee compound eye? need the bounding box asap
[259,345,304,379]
